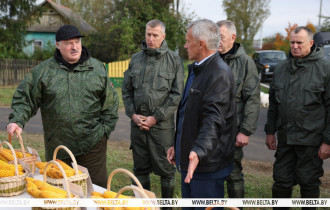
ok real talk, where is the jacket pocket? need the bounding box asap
[129,70,141,89]
[274,83,284,104]
[304,83,324,107]
[157,71,175,91]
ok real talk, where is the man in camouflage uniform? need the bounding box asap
[122,19,184,200]
[265,26,330,209]
[217,20,260,202]
[7,25,119,188]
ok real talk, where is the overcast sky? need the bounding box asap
[182,0,330,39]
[37,0,330,39]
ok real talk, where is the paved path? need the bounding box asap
[1,107,329,171]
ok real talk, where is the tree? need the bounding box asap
[0,0,40,58]
[222,0,271,54]
[63,0,191,62]
[320,18,330,31]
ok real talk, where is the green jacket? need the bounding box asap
[265,45,330,146]
[9,57,119,160]
[122,40,184,129]
[221,43,260,136]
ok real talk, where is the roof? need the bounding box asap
[28,0,96,33]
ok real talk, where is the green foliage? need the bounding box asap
[320,18,330,32]
[0,0,41,58]
[61,0,192,62]
[223,0,270,52]
[29,41,56,61]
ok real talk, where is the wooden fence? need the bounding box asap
[0,59,41,86]
[0,58,130,87]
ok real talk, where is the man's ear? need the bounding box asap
[55,42,60,49]
[232,33,236,42]
[309,39,314,48]
[200,40,206,48]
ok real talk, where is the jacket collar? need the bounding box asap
[189,52,220,76]
[141,40,169,58]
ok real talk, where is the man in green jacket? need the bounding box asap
[265,26,330,208]
[122,19,184,201]
[7,25,119,188]
[217,20,260,202]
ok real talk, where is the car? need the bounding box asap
[314,31,330,60]
[252,50,287,83]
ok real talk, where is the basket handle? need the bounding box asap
[112,185,155,210]
[43,160,72,198]
[0,141,20,176]
[8,130,28,159]
[107,168,144,191]
[52,145,80,175]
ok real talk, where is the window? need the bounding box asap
[33,40,43,52]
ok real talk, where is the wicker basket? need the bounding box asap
[9,131,38,175]
[33,160,80,210]
[45,145,88,197]
[107,168,144,192]
[112,185,156,210]
[0,141,27,197]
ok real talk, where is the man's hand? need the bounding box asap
[185,151,199,183]
[265,134,277,150]
[140,116,157,130]
[132,114,146,127]
[318,143,330,159]
[7,123,22,137]
[167,146,176,165]
[236,132,249,147]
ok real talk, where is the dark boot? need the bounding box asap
[300,187,320,210]
[272,188,293,210]
[161,176,175,210]
[133,173,150,190]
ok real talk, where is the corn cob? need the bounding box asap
[0,169,23,177]
[26,180,38,189]
[0,154,8,162]
[55,159,72,170]
[91,195,104,199]
[15,151,23,158]
[0,149,14,161]
[40,190,66,198]
[0,164,24,172]
[91,191,105,197]
[36,161,47,169]
[65,169,75,177]
[0,160,9,165]
[27,187,42,198]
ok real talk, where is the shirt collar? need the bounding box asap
[195,52,216,66]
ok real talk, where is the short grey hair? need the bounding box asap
[292,26,314,41]
[187,19,220,50]
[146,19,166,35]
[216,20,237,35]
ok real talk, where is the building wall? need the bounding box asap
[23,32,56,56]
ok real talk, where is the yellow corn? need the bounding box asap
[91,195,104,199]
[0,160,8,165]
[0,149,14,161]
[0,164,24,172]
[36,161,47,170]
[103,190,131,199]
[65,169,75,177]
[40,190,66,198]
[0,154,8,162]
[56,159,73,170]
[91,191,105,198]
[15,151,23,158]
[27,187,42,198]
[26,180,38,189]
[0,169,22,177]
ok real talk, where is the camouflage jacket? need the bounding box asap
[9,57,119,160]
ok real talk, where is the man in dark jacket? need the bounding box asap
[7,25,119,188]
[217,20,260,201]
[122,19,184,200]
[265,26,330,209]
[167,19,236,203]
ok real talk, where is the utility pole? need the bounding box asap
[318,0,323,27]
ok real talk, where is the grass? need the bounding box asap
[0,86,16,106]
[1,131,330,210]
